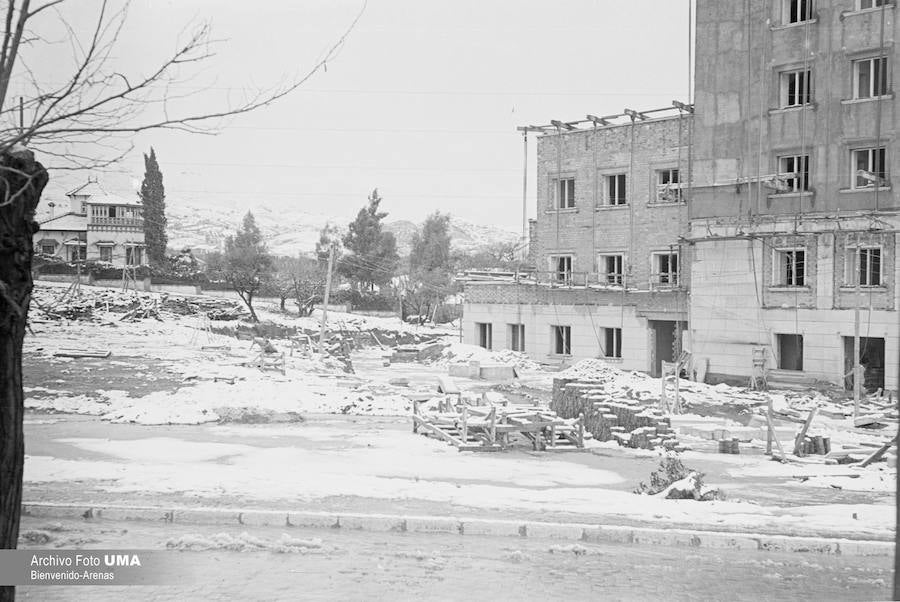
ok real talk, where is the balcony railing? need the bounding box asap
[89,216,144,227]
[461,270,684,290]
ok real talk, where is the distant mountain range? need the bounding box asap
[165,204,519,257]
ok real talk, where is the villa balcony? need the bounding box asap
[88,216,144,228]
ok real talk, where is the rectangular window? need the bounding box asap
[598,254,624,286]
[777,334,804,371]
[508,323,525,352]
[551,176,576,209]
[552,325,571,356]
[603,327,622,359]
[126,246,143,266]
[846,246,882,286]
[852,147,888,188]
[655,169,682,203]
[40,243,55,255]
[99,246,112,262]
[775,249,806,286]
[108,206,118,218]
[853,56,889,99]
[858,0,887,9]
[476,323,493,350]
[605,174,627,206]
[784,0,814,23]
[652,252,679,287]
[780,69,812,107]
[551,255,573,284]
[70,246,85,262]
[777,155,810,191]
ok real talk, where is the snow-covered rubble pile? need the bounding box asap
[434,343,542,372]
[31,283,243,322]
[556,358,828,411]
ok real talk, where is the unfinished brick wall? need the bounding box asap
[533,117,692,290]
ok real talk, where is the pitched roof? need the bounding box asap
[66,179,142,207]
[38,212,87,231]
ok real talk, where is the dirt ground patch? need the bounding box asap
[24,352,184,399]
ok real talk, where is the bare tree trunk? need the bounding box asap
[0,148,48,602]
[235,289,260,323]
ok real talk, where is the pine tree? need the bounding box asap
[140,147,168,267]
[223,212,272,322]
[338,188,399,290]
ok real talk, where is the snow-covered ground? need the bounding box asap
[21,282,897,541]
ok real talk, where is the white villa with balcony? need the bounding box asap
[34,177,146,267]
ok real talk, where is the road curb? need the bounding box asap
[21,502,893,557]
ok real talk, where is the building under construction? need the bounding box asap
[463,0,899,393]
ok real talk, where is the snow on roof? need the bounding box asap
[66,179,142,207]
[38,212,87,231]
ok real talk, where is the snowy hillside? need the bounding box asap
[166,204,519,256]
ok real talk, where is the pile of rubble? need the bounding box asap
[30,284,245,323]
[552,379,679,451]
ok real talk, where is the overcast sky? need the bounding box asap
[30,0,693,232]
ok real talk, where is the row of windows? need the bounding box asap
[38,242,144,265]
[782,0,888,25]
[475,322,623,358]
[550,252,680,288]
[774,245,883,287]
[552,145,889,207]
[550,168,682,209]
[778,56,888,109]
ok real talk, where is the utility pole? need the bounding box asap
[318,243,336,354]
[522,131,528,254]
[853,233,861,419]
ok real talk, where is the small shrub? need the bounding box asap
[634,456,689,495]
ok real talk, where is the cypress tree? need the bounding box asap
[140,147,167,266]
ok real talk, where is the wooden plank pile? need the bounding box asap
[412,398,585,452]
[551,379,680,451]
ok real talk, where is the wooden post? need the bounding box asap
[793,406,819,456]
[854,235,861,418]
[318,243,335,354]
[461,404,468,444]
[766,395,773,455]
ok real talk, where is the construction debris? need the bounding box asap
[412,396,585,452]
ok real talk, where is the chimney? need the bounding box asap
[47,201,55,219]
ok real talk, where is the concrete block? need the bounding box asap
[459,519,522,537]
[95,506,171,523]
[173,509,239,525]
[405,517,461,534]
[522,521,587,540]
[286,512,340,529]
[479,363,516,380]
[23,504,92,520]
[839,540,893,557]
[696,532,760,551]
[238,510,288,527]
[338,515,406,532]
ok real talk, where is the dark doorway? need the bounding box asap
[777,334,803,371]
[650,320,677,377]
[843,336,885,392]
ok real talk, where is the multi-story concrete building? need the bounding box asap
[463,110,693,376]
[688,0,899,391]
[35,178,147,267]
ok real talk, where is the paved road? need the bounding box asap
[15,516,893,601]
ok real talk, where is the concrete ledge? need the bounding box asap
[21,502,892,557]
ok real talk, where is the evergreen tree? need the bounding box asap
[338,188,399,290]
[223,211,272,322]
[140,147,168,266]
[410,212,451,274]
